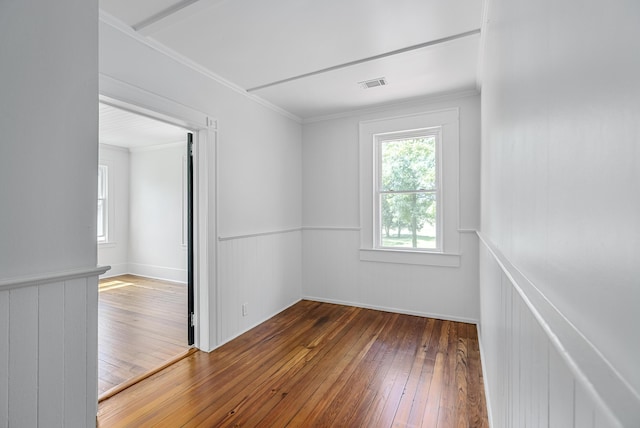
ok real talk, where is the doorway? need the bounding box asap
[97,102,195,397]
[99,74,217,373]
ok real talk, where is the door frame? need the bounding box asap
[99,73,217,351]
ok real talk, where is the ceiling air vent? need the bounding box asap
[359,77,387,89]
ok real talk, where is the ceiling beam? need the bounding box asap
[134,0,228,35]
[246,28,481,93]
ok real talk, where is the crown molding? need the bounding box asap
[98,10,302,124]
[99,143,130,153]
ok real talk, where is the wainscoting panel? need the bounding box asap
[302,228,480,323]
[478,235,634,428]
[0,267,107,428]
[38,281,65,426]
[0,292,7,426]
[217,230,302,345]
[8,286,38,427]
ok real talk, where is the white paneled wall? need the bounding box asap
[217,230,301,345]
[0,269,106,428]
[478,236,637,428]
[301,94,481,322]
[303,228,480,322]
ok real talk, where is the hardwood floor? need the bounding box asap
[98,274,190,396]
[98,300,488,427]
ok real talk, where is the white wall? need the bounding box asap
[98,144,130,277]
[1,2,97,278]
[479,0,640,426]
[302,94,481,322]
[99,18,303,349]
[129,143,187,282]
[0,0,100,425]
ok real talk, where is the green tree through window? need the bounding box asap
[378,134,438,249]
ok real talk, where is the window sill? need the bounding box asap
[359,248,460,267]
[98,241,117,248]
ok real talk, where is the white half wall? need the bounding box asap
[129,143,188,283]
[1,0,99,424]
[479,0,640,425]
[98,144,130,278]
[302,94,481,322]
[0,270,107,428]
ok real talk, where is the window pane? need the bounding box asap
[98,165,107,199]
[380,136,436,192]
[380,193,436,249]
[97,199,105,239]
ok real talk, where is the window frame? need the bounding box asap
[359,109,460,267]
[374,127,443,252]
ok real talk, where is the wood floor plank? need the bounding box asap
[97,301,489,428]
[188,306,378,426]
[377,316,434,427]
[387,316,432,426]
[416,320,452,427]
[107,302,348,427]
[287,309,392,427]
[219,306,367,427]
[241,307,374,427]
[98,275,189,396]
[300,310,398,427]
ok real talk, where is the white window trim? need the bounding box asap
[359,108,460,267]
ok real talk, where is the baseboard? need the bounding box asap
[302,295,479,325]
[127,263,187,284]
[476,326,494,428]
[99,263,129,279]
[214,297,303,351]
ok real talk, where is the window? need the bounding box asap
[359,109,460,266]
[97,164,108,243]
[376,129,441,251]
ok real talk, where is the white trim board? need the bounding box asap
[476,329,495,428]
[215,298,303,349]
[218,227,302,241]
[0,266,111,292]
[98,263,129,279]
[301,226,361,232]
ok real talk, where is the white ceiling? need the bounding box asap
[99,103,189,149]
[99,0,483,119]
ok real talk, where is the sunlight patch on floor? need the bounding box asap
[99,280,134,292]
